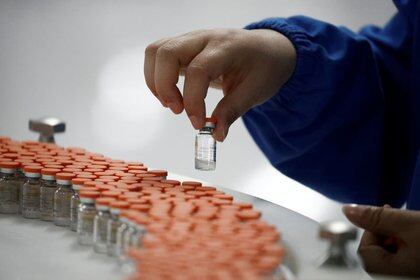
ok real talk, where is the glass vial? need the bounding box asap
[128,216,147,249]
[40,168,60,221]
[22,165,42,219]
[195,117,216,171]
[0,162,20,214]
[71,178,90,231]
[16,167,26,214]
[116,211,130,262]
[53,172,76,227]
[93,198,114,254]
[120,214,146,264]
[77,191,100,245]
[107,201,130,257]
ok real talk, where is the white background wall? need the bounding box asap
[0,0,396,221]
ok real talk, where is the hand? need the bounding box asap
[144,28,296,141]
[342,204,420,277]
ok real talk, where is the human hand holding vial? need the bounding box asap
[195,117,216,171]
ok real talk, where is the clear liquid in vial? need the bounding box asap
[195,131,216,171]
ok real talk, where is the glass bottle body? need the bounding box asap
[77,200,97,245]
[53,183,73,227]
[0,172,20,214]
[195,126,216,171]
[129,224,146,249]
[116,219,129,261]
[93,208,111,254]
[40,179,57,221]
[16,170,25,214]
[22,176,41,219]
[107,211,121,257]
[70,190,80,231]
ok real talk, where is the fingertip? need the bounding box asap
[213,124,227,142]
[167,102,184,114]
[189,115,204,130]
[342,204,365,225]
[342,204,359,215]
[174,107,184,114]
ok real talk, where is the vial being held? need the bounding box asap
[195,117,217,171]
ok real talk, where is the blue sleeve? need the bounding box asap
[242,10,413,206]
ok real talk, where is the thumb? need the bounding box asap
[342,204,404,236]
[358,245,395,274]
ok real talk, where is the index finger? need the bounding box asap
[154,33,208,114]
[144,38,172,101]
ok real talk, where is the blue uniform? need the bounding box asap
[243,0,420,209]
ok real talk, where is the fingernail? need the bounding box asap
[219,129,226,142]
[342,204,366,219]
[190,116,200,129]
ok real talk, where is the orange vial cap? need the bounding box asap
[56,172,76,180]
[0,161,20,169]
[95,197,115,206]
[205,117,217,124]
[237,210,262,221]
[71,177,92,186]
[23,165,42,173]
[109,201,130,209]
[148,170,168,177]
[41,168,61,176]
[79,190,101,199]
[102,190,122,198]
[182,181,202,187]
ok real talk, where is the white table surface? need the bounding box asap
[0,173,408,280]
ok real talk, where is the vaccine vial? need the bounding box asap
[195,117,217,171]
[70,178,91,231]
[107,201,130,257]
[40,168,60,221]
[125,214,147,250]
[53,172,76,227]
[22,165,42,219]
[77,190,100,246]
[120,214,147,270]
[116,210,130,263]
[93,197,114,254]
[0,161,21,214]
[16,166,26,214]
